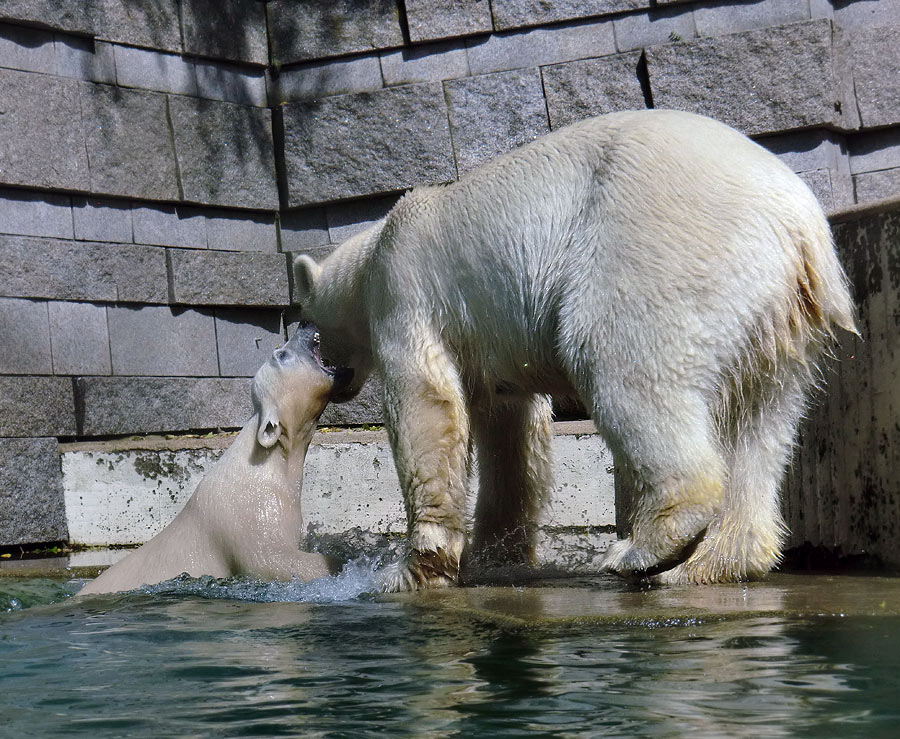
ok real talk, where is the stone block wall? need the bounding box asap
[1,0,899,547]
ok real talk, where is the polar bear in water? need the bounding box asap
[78,324,352,596]
[292,109,856,590]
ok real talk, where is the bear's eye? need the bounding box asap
[275,349,289,363]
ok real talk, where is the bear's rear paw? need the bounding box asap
[376,549,460,592]
[600,529,707,579]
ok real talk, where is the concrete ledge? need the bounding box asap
[59,421,616,570]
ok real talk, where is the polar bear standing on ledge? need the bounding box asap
[294,110,855,590]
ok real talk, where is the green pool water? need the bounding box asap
[2,568,899,737]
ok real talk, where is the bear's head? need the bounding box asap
[292,243,376,402]
[251,322,353,449]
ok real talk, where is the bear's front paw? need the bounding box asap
[376,549,460,592]
[600,529,708,579]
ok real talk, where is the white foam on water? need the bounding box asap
[138,555,386,603]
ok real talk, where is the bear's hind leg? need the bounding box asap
[655,373,806,584]
[464,394,554,580]
[596,389,727,578]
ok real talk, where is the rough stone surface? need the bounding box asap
[0,69,88,192]
[0,23,56,74]
[72,197,134,243]
[132,205,208,249]
[542,52,646,129]
[54,37,117,84]
[267,0,404,64]
[646,19,844,136]
[318,375,386,426]
[167,249,290,307]
[278,208,330,253]
[833,0,900,30]
[113,45,197,96]
[405,0,492,42]
[466,18,617,76]
[106,305,218,377]
[48,301,111,376]
[0,236,168,304]
[848,128,900,174]
[326,196,399,245]
[204,211,278,253]
[491,0,647,31]
[215,309,285,377]
[847,24,900,129]
[0,437,67,546]
[181,0,268,66]
[169,96,278,210]
[0,1,93,35]
[76,376,252,436]
[445,68,550,174]
[854,169,900,203]
[193,60,268,106]
[0,376,76,437]
[282,83,456,206]
[693,0,812,36]
[270,55,383,103]
[380,42,470,87]
[612,6,697,51]
[80,84,179,201]
[89,0,182,53]
[0,298,52,374]
[0,190,73,240]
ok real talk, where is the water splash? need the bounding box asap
[137,555,386,603]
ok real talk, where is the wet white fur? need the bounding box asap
[294,110,856,590]
[78,335,340,596]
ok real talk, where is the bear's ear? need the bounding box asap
[292,254,322,303]
[256,409,283,449]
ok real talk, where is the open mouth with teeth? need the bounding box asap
[306,325,354,399]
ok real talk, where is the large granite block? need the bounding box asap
[181,0,268,66]
[645,20,845,136]
[405,0,492,43]
[542,51,646,129]
[833,0,900,29]
[204,211,278,253]
[89,0,182,54]
[326,196,399,245]
[612,6,697,51]
[278,208,330,253]
[0,376,76,436]
[0,1,92,35]
[268,0,404,65]
[215,309,285,377]
[113,45,198,96]
[445,68,550,174]
[0,297,51,374]
[167,249,290,307]
[0,69,88,192]
[0,236,168,304]
[848,128,900,175]
[491,0,647,31]
[168,96,278,210]
[282,83,456,206]
[854,169,900,204]
[80,84,179,202]
[318,375,385,426]
[54,37,117,84]
[133,205,208,249]
[466,18,616,76]
[693,0,812,36]
[0,23,56,74]
[48,301,111,376]
[0,189,73,240]
[107,305,218,377]
[0,437,67,546]
[76,376,252,436]
[193,60,267,106]
[270,55,383,103]
[380,42,470,87]
[72,197,134,243]
[847,24,900,129]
